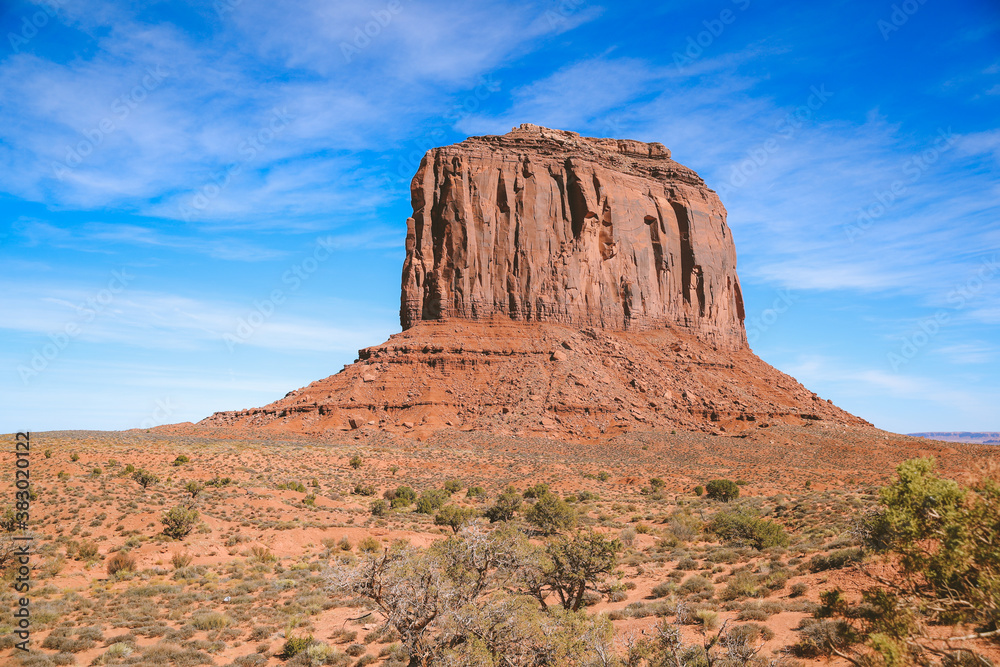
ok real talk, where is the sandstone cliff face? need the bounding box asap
[401,124,746,348]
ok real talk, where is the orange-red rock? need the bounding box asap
[401,124,745,349]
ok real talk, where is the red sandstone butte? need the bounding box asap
[197,125,868,438]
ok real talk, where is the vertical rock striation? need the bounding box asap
[401,124,746,348]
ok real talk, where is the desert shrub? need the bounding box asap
[522,483,550,499]
[678,575,714,597]
[792,619,858,658]
[465,486,486,499]
[415,489,449,515]
[619,527,637,547]
[107,552,136,576]
[171,455,190,466]
[370,499,389,516]
[132,469,159,489]
[666,510,703,542]
[280,633,314,659]
[695,609,719,630]
[191,612,230,630]
[651,581,677,598]
[302,494,316,506]
[386,485,417,508]
[358,536,381,553]
[720,570,763,600]
[353,484,375,496]
[809,547,863,572]
[789,582,809,597]
[708,507,789,549]
[185,481,204,498]
[676,557,699,570]
[484,487,522,522]
[348,456,362,469]
[650,477,666,491]
[706,479,740,502]
[443,479,463,494]
[161,506,199,539]
[249,545,276,563]
[694,485,704,496]
[171,551,193,569]
[206,476,232,487]
[433,505,478,533]
[76,540,99,561]
[524,493,576,534]
[807,458,1000,666]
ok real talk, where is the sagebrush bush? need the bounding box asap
[106,551,136,576]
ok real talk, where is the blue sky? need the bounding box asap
[1,0,998,434]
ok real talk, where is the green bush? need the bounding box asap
[386,485,417,508]
[171,455,190,466]
[524,492,576,534]
[132,469,159,489]
[484,487,522,522]
[809,547,863,572]
[370,499,389,516]
[443,479,463,494]
[694,485,704,496]
[161,506,199,539]
[280,633,314,659]
[466,486,486,499]
[415,489,449,514]
[522,483,550,499]
[349,455,363,469]
[705,479,740,502]
[433,505,478,533]
[708,507,789,549]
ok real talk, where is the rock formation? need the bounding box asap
[198,125,869,439]
[401,124,745,348]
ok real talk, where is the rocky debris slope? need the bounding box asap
[401,124,746,349]
[200,319,868,439]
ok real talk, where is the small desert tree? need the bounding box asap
[162,506,199,539]
[809,458,1000,666]
[533,529,622,611]
[524,492,576,535]
[706,479,740,502]
[433,504,478,533]
[133,469,159,490]
[485,486,522,523]
[330,521,613,664]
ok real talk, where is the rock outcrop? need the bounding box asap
[196,125,869,439]
[401,124,746,349]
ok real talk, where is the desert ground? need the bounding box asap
[2,424,996,666]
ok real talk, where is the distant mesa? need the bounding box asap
[196,124,868,439]
[909,432,1000,445]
